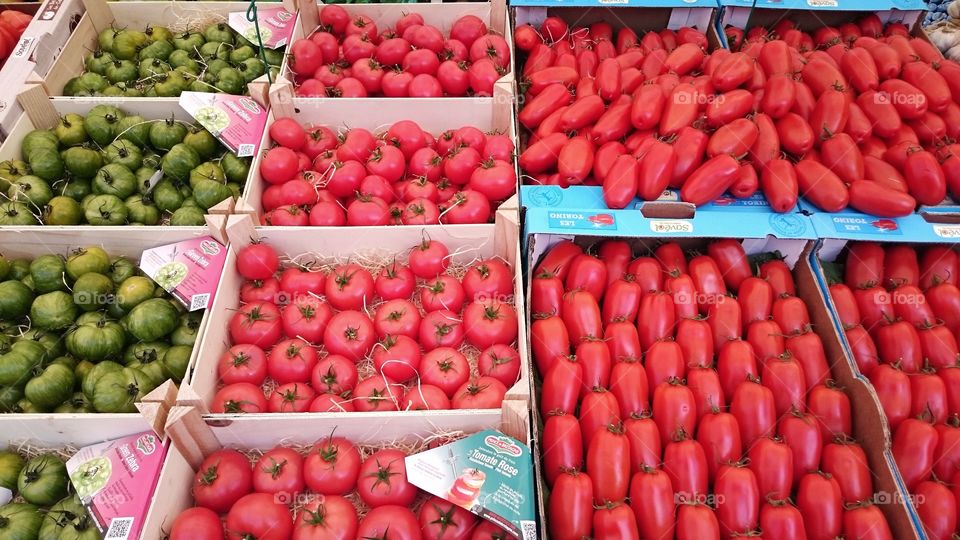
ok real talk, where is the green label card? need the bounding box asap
[405,430,537,539]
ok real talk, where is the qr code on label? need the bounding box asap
[237,143,255,157]
[105,518,134,540]
[190,293,210,311]
[520,520,537,540]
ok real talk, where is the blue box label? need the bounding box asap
[830,215,904,235]
[547,211,618,230]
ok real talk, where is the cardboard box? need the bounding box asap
[524,199,921,539]
[177,203,531,425]
[275,0,514,108]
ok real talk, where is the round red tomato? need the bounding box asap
[419,310,466,350]
[462,259,513,300]
[441,190,492,224]
[452,376,507,409]
[170,507,224,540]
[324,310,375,361]
[420,275,466,313]
[375,262,416,300]
[230,301,283,348]
[211,383,269,414]
[357,449,417,508]
[268,382,316,412]
[352,378,401,412]
[356,505,420,540]
[268,338,319,383]
[226,493,293,540]
[409,240,450,278]
[418,496,478,539]
[192,450,253,513]
[420,347,470,397]
[373,299,421,340]
[253,447,304,496]
[238,243,280,281]
[325,264,374,311]
[463,299,519,349]
[400,384,451,410]
[477,344,521,387]
[218,344,268,385]
[371,334,422,382]
[308,393,355,412]
[279,267,325,299]
[241,278,280,304]
[281,297,333,345]
[304,436,362,495]
[292,495,358,540]
[310,354,358,395]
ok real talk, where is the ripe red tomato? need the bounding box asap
[419,347,470,398]
[323,310,375,361]
[915,480,957,540]
[549,471,593,540]
[714,464,760,537]
[170,507,223,540]
[238,243,279,281]
[821,440,872,504]
[292,495,358,540]
[675,504,720,540]
[260,147,300,185]
[324,264,374,311]
[356,505,420,540]
[357,449,416,508]
[452,376,507,409]
[760,500,807,540]
[716,341,759,398]
[211,383,269,414]
[419,309,465,350]
[463,299,518,348]
[731,376,776,450]
[478,344,521,388]
[778,409,823,486]
[303,436,361,495]
[462,259,513,300]
[373,298,420,340]
[893,416,938,490]
[226,493,293,540]
[218,344,268,385]
[192,450,253,513]
[267,338,318,383]
[268,382,316,412]
[418,496,478,539]
[842,504,893,540]
[252,447,304,496]
[797,471,843,540]
[697,409,742,481]
[230,302,283,348]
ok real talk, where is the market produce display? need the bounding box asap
[257,118,516,225]
[65,22,283,97]
[533,238,893,539]
[0,450,98,540]
[517,15,959,217]
[167,439,514,540]
[0,247,199,413]
[289,5,510,97]
[0,10,33,67]
[826,242,960,538]
[0,106,250,225]
[214,238,520,413]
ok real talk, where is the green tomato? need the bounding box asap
[74,73,109,95]
[60,514,100,540]
[98,27,119,51]
[183,127,219,160]
[163,344,192,382]
[179,197,198,209]
[139,39,174,62]
[142,152,162,170]
[93,164,137,200]
[162,143,201,181]
[53,392,94,414]
[125,194,161,225]
[229,45,256,64]
[0,352,35,387]
[0,202,38,225]
[0,451,25,492]
[152,180,184,213]
[221,152,251,184]
[62,146,102,180]
[18,455,68,506]
[0,256,9,281]
[104,140,143,171]
[28,254,66,294]
[8,260,30,281]
[39,495,85,540]
[42,196,83,226]
[198,41,230,63]
[139,58,172,79]
[149,118,187,152]
[0,280,33,319]
[115,115,152,148]
[65,314,125,362]
[0,160,30,190]
[80,361,121,400]
[263,47,284,66]
[0,503,41,540]
[26,150,64,183]
[91,367,155,413]
[53,114,88,147]
[169,206,205,226]
[126,298,179,341]
[215,67,245,95]
[171,313,202,346]
[66,246,110,281]
[168,49,199,71]
[14,398,45,413]
[172,32,205,52]
[84,105,124,146]
[60,179,92,201]
[146,25,174,43]
[123,341,169,367]
[0,386,22,411]
[22,130,58,157]
[105,59,138,84]
[111,30,148,60]
[227,182,242,199]
[192,178,232,211]
[203,23,235,44]
[189,161,226,188]
[9,175,53,208]
[154,70,188,97]
[72,272,114,311]
[85,50,115,75]
[11,340,49,366]
[237,58,266,83]
[20,329,64,358]
[29,291,78,330]
[24,364,74,410]
[108,257,137,285]
[136,167,159,194]
[116,275,155,311]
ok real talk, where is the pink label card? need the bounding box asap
[228,6,297,49]
[179,92,267,157]
[139,236,227,311]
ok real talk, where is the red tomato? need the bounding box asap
[716,340,759,401]
[915,480,957,540]
[772,296,810,336]
[762,355,807,417]
[875,320,923,373]
[170,507,224,540]
[663,434,708,501]
[746,320,786,363]
[356,505,419,540]
[738,277,774,324]
[784,331,830,390]
[731,376,776,450]
[821,440,872,504]
[680,154,741,206]
[373,298,421,340]
[637,291,676,350]
[797,471,843,540]
[592,503,640,540]
[356,449,416,508]
[697,409,742,481]
[542,412,582,487]
[549,471,593,540]
[452,376,507,409]
[267,339,318,384]
[253,447,304,496]
[226,493,292,540]
[323,310,375,361]
[893,416,938,490]
[842,504,893,540]
[192,449,253,513]
[218,344,268,385]
[230,302,283,348]
[714,464,760,537]
[920,246,958,289]
[292,496,358,540]
[760,500,807,540]
[628,467,675,539]
[676,504,720,540]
